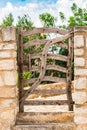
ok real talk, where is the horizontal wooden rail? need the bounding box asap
[47,65,67,73]
[22,27,69,37]
[24,89,66,95]
[24,76,66,84]
[23,39,68,49]
[24,100,74,105]
[23,39,48,48]
[23,65,67,73]
[29,53,68,62]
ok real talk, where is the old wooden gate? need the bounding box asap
[18,27,74,112]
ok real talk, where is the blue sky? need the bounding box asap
[0,0,86,27]
[0,0,57,7]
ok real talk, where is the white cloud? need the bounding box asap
[0,0,87,27]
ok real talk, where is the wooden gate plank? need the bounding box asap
[22,27,69,37]
[24,100,74,105]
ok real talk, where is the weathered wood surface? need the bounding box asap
[24,89,66,96]
[23,65,67,73]
[29,53,68,62]
[23,39,48,48]
[20,33,73,102]
[23,39,68,49]
[18,29,24,112]
[22,27,69,37]
[24,100,74,105]
[18,27,74,112]
[66,27,74,111]
[46,65,67,73]
[24,76,66,84]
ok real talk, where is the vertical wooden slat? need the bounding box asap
[28,54,31,71]
[18,28,24,112]
[66,27,74,111]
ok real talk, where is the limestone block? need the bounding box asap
[0,29,2,42]
[4,71,17,86]
[0,87,16,97]
[0,75,4,86]
[74,48,84,56]
[75,68,87,76]
[74,78,87,90]
[76,124,87,130]
[74,57,85,67]
[74,35,84,48]
[75,105,87,114]
[11,51,17,58]
[0,43,16,50]
[0,51,11,58]
[2,27,16,41]
[0,60,14,70]
[73,91,87,104]
[0,109,15,124]
[74,115,87,124]
[14,123,76,130]
[86,38,87,48]
[0,123,10,130]
[0,98,17,109]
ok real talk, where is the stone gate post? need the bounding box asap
[0,27,18,130]
[74,26,87,130]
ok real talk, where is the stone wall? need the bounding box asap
[74,26,87,130]
[0,26,87,130]
[0,27,18,130]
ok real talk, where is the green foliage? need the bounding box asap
[58,3,87,80]
[71,3,77,13]
[16,14,34,30]
[59,12,66,23]
[23,71,31,79]
[59,3,87,27]
[39,13,57,27]
[68,3,87,26]
[0,13,14,27]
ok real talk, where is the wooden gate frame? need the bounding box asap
[17,27,74,112]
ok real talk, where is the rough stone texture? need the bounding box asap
[13,123,76,130]
[74,78,87,90]
[86,38,87,48]
[76,124,87,130]
[0,59,14,70]
[74,115,87,124]
[0,43,16,50]
[74,27,87,130]
[0,28,3,42]
[0,51,11,58]
[0,75,4,87]
[0,98,18,129]
[0,51,17,58]
[0,27,17,130]
[74,91,87,104]
[4,71,17,86]
[16,112,74,124]
[74,68,87,76]
[75,105,87,114]
[74,57,85,67]
[1,26,87,130]
[74,35,84,48]
[74,48,84,56]
[2,27,16,41]
[0,86,17,97]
